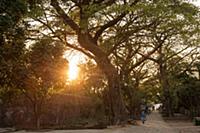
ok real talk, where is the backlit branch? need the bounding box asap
[168,47,199,70]
[63,38,95,59]
[128,43,162,73]
[94,13,126,42]
[94,0,140,41]
[51,0,80,33]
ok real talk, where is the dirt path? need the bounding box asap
[165,116,200,133]
[11,111,183,133]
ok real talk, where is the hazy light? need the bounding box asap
[64,50,88,81]
[68,59,79,81]
[190,0,200,7]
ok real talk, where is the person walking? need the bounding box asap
[141,110,146,124]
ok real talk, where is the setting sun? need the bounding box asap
[68,62,79,80]
[64,51,86,81]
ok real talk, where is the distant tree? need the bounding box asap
[17,38,68,128]
[139,1,200,116]
[176,71,200,117]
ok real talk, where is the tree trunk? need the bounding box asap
[159,51,173,117]
[100,60,128,124]
[36,117,40,129]
[78,34,128,124]
[0,105,6,127]
[33,103,41,129]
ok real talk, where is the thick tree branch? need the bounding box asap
[164,45,190,62]
[99,0,116,4]
[51,0,80,33]
[93,0,116,6]
[63,38,95,59]
[93,0,140,41]
[36,18,94,59]
[181,53,200,74]
[128,43,162,72]
[107,35,131,56]
[120,46,141,72]
[168,47,198,71]
[94,13,126,41]
[138,52,159,63]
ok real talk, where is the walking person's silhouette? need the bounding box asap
[141,110,146,124]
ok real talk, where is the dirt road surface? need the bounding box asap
[1,112,199,133]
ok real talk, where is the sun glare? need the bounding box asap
[68,62,79,80]
[64,51,87,81]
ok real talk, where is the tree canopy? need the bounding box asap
[0,0,200,128]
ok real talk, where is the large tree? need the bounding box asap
[27,0,161,124]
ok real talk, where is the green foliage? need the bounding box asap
[15,38,68,128]
[21,38,68,96]
[0,0,27,32]
[78,60,106,97]
[0,0,29,126]
[28,5,44,19]
[0,0,200,126]
[0,0,28,87]
[141,78,161,104]
[176,72,200,116]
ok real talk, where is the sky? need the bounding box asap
[191,0,200,7]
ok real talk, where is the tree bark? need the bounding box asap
[33,102,41,129]
[78,34,128,124]
[103,64,128,124]
[158,47,173,117]
[0,105,6,126]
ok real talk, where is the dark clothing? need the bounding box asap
[141,111,146,124]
